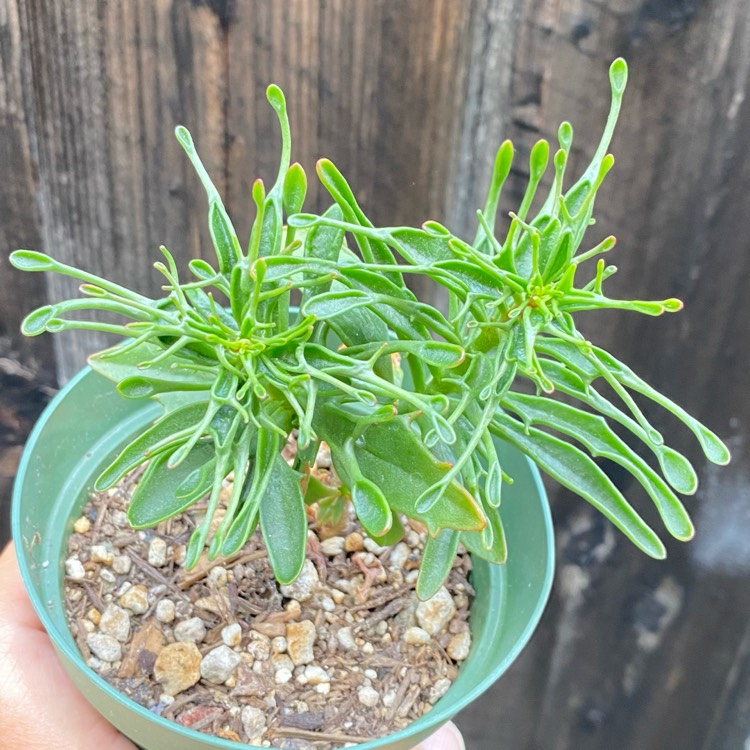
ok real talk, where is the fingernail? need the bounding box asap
[444,721,466,750]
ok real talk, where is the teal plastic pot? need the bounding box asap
[13,367,554,750]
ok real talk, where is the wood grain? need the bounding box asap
[1,1,749,748]
[457,1,750,749]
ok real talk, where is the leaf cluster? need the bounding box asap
[11,60,729,598]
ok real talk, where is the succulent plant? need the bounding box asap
[11,59,729,599]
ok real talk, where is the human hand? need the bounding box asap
[0,543,463,750]
[0,542,137,749]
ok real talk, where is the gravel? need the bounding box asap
[200,645,242,684]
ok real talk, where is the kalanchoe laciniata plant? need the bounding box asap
[11,60,729,600]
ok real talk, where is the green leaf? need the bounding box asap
[504,392,694,540]
[491,411,666,558]
[96,402,207,490]
[283,163,308,215]
[315,404,486,535]
[315,159,401,274]
[260,454,307,585]
[592,347,731,465]
[9,249,57,272]
[370,513,405,547]
[175,126,222,204]
[433,260,500,298]
[539,357,699,495]
[416,529,460,600]
[117,375,212,399]
[304,475,340,505]
[341,340,465,368]
[222,429,281,556]
[351,479,393,537]
[461,503,507,564]
[388,228,453,265]
[20,306,56,336]
[302,290,371,319]
[127,442,215,528]
[89,341,218,388]
[189,258,219,282]
[474,139,514,250]
[209,202,242,275]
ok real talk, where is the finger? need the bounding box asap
[0,542,137,750]
[414,721,466,750]
[0,542,45,631]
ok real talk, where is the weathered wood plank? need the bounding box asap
[225,0,476,301]
[0,1,53,370]
[1,1,749,749]
[456,1,750,748]
[15,0,228,382]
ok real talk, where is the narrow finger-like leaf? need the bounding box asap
[491,412,666,559]
[209,201,242,275]
[416,529,460,600]
[504,392,694,540]
[127,442,215,528]
[260,454,307,584]
[96,402,206,490]
[351,479,393,537]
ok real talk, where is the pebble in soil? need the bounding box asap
[63,442,474,749]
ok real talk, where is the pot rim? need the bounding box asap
[13,365,555,749]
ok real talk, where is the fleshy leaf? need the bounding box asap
[492,412,666,559]
[96,402,207,490]
[127,442,215,528]
[416,529,460,600]
[260,454,307,585]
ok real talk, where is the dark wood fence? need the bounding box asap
[2,2,749,748]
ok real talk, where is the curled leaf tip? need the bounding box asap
[9,250,55,272]
[174,125,193,147]
[609,58,628,95]
[266,84,286,111]
[558,121,573,150]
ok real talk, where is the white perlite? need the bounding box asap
[112,554,132,575]
[403,626,431,646]
[99,604,131,642]
[200,645,241,684]
[241,705,266,741]
[247,632,271,660]
[416,586,456,636]
[174,617,206,643]
[280,559,319,602]
[147,537,168,567]
[271,636,288,654]
[387,542,411,571]
[447,630,472,660]
[274,667,293,685]
[429,677,452,704]
[222,622,243,648]
[357,685,380,708]
[155,599,176,623]
[303,665,330,685]
[336,626,356,651]
[87,633,122,662]
[65,557,86,581]
[320,536,345,556]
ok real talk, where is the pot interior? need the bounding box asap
[13,367,554,750]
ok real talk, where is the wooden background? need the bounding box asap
[1,1,749,748]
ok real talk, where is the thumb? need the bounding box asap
[414,721,465,750]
